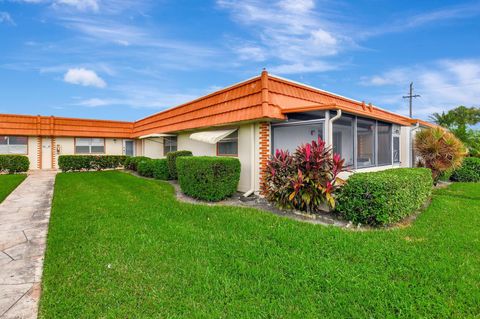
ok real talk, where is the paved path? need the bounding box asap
[0,171,56,319]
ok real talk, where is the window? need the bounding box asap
[332,115,354,166]
[272,122,324,153]
[377,122,392,165]
[163,136,177,155]
[0,136,28,154]
[217,131,238,156]
[75,138,105,154]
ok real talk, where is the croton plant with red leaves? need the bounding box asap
[262,138,346,213]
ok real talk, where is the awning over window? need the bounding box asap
[139,133,175,139]
[189,129,237,144]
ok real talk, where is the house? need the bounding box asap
[0,70,434,194]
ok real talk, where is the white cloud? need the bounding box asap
[361,59,480,118]
[217,0,348,74]
[64,68,106,88]
[0,12,15,25]
[53,0,99,12]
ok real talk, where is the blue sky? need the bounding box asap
[0,0,479,121]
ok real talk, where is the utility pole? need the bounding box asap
[403,82,420,118]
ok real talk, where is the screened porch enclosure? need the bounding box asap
[271,111,401,169]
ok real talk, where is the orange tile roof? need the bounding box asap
[0,70,429,138]
[0,113,133,138]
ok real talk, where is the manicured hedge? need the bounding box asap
[177,156,240,201]
[0,155,30,173]
[137,158,170,180]
[451,157,480,182]
[336,168,433,226]
[58,155,126,172]
[167,150,192,179]
[124,156,150,171]
[152,159,169,180]
[137,159,155,178]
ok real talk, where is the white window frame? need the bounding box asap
[75,138,105,154]
[0,136,28,155]
[163,136,177,155]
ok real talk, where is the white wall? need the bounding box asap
[176,123,256,193]
[142,138,164,159]
[27,136,38,170]
[400,126,411,168]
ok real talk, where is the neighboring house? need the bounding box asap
[0,70,435,194]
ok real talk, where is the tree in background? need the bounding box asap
[430,106,480,156]
[414,127,466,183]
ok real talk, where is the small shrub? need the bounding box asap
[167,150,192,179]
[451,157,480,182]
[152,159,169,180]
[125,156,150,171]
[177,156,240,201]
[137,159,155,178]
[262,138,346,212]
[336,168,433,226]
[414,127,466,183]
[0,155,30,173]
[58,155,126,172]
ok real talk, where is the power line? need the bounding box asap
[403,82,420,118]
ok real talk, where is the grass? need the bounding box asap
[40,171,480,318]
[0,174,26,203]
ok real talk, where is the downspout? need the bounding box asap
[243,123,256,197]
[328,109,342,147]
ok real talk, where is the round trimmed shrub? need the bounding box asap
[451,157,480,182]
[176,156,240,201]
[0,155,30,173]
[137,159,155,178]
[152,159,169,180]
[167,150,192,179]
[336,168,433,226]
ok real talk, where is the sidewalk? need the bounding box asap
[0,171,56,319]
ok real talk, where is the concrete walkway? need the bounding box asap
[0,171,56,319]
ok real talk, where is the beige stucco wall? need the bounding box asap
[143,138,163,158]
[176,123,256,193]
[400,126,411,168]
[27,136,38,170]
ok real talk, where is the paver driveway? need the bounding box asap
[0,171,56,319]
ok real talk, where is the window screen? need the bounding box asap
[377,122,392,165]
[272,122,324,153]
[163,136,177,155]
[356,118,376,168]
[0,136,28,154]
[217,131,238,156]
[332,116,354,166]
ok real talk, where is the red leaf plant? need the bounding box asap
[262,138,346,213]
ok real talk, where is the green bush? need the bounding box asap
[0,155,30,173]
[177,156,240,201]
[451,157,480,182]
[58,155,126,172]
[124,156,150,171]
[336,168,433,226]
[167,150,192,179]
[137,159,155,178]
[152,159,169,180]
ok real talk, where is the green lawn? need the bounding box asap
[40,171,480,318]
[0,174,26,203]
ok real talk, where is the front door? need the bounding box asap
[42,137,52,169]
[123,140,135,156]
